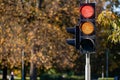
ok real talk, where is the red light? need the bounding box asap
[80,5,94,18]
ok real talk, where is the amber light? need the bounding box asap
[80,5,94,18]
[81,22,94,35]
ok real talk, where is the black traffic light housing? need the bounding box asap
[66,26,80,49]
[79,3,96,53]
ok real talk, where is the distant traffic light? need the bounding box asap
[66,26,80,49]
[79,3,96,53]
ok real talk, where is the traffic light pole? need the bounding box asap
[85,0,91,79]
[85,0,91,80]
[85,53,91,80]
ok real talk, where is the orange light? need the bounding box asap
[81,22,94,35]
[80,5,94,18]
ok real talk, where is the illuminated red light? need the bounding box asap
[80,5,94,18]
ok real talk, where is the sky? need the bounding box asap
[104,0,120,15]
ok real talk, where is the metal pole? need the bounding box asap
[102,66,104,79]
[85,0,91,79]
[85,53,91,80]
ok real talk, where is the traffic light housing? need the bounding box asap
[79,3,96,53]
[66,26,80,49]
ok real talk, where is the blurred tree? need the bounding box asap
[0,0,120,79]
[97,9,120,75]
[0,0,78,79]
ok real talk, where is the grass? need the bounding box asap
[14,77,40,80]
[0,77,40,80]
[98,77,114,80]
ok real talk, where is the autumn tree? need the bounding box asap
[0,0,80,79]
[1,0,120,79]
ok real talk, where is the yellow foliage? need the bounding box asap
[14,69,21,76]
[97,10,120,43]
[97,10,115,26]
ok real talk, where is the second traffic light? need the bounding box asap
[66,26,80,49]
[79,3,96,53]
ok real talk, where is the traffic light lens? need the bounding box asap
[81,39,95,52]
[81,22,94,35]
[80,5,94,18]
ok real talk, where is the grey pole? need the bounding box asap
[102,66,104,79]
[83,0,91,80]
[85,53,91,80]
[85,1,91,80]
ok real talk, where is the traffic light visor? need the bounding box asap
[80,22,94,35]
[80,4,94,18]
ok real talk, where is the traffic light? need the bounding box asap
[66,26,80,49]
[79,3,96,53]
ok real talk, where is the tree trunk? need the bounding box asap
[30,47,37,80]
[36,0,43,9]
[24,66,27,80]
[30,63,37,80]
[22,49,26,80]
[2,66,7,80]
